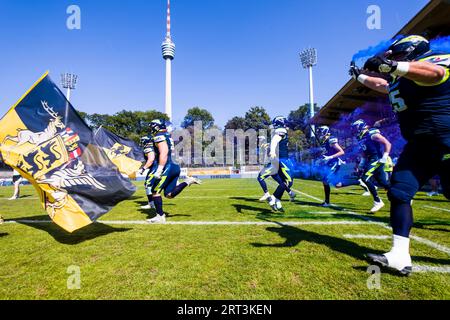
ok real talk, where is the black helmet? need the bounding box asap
[149,119,167,134]
[385,35,430,61]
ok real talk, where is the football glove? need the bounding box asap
[349,62,362,80]
[154,166,165,180]
[379,153,389,164]
[364,55,398,74]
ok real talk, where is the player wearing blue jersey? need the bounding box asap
[350,35,450,275]
[143,119,201,223]
[316,126,345,206]
[351,119,392,213]
[257,116,296,212]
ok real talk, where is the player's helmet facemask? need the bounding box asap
[384,35,430,62]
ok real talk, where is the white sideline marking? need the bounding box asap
[423,205,450,213]
[285,183,450,256]
[4,219,377,226]
[413,265,450,273]
[343,234,389,240]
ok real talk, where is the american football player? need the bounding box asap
[316,126,345,206]
[257,116,296,212]
[351,119,392,213]
[144,119,201,223]
[350,35,450,275]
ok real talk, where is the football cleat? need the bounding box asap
[268,196,278,211]
[366,253,412,276]
[362,191,371,196]
[8,196,18,201]
[147,214,166,224]
[259,193,271,202]
[289,191,296,202]
[0,215,4,224]
[185,176,202,186]
[275,199,284,213]
[370,200,384,213]
[321,202,331,207]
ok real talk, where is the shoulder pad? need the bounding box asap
[275,128,288,137]
[369,129,380,136]
[329,137,338,144]
[153,134,166,143]
[420,54,450,68]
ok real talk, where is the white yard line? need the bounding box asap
[413,265,450,273]
[282,183,450,256]
[4,219,377,226]
[423,205,450,213]
[343,234,390,240]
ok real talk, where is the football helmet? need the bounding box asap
[272,116,288,129]
[149,119,167,134]
[384,35,430,62]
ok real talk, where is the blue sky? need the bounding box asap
[0,0,428,127]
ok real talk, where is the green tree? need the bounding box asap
[224,116,246,130]
[244,106,271,130]
[181,107,215,130]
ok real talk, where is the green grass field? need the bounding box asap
[0,178,449,300]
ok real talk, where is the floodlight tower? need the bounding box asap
[299,48,317,138]
[162,0,176,121]
[61,73,78,102]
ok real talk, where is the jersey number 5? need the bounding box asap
[389,90,408,112]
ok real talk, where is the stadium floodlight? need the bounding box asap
[61,73,78,102]
[299,48,317,138]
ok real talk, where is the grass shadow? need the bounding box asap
[11,215,131,245]
[0,232,8,238]
[251,220,450,268]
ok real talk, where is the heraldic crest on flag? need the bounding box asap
[94,127,145,177]
[0,72,136,232]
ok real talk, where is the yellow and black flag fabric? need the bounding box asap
[94,127,145,177]
[0,72,136,232]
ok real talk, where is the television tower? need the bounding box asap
[161,0,175,121]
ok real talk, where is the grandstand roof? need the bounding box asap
[312,0,450,125]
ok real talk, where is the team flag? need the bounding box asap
[94,127,145,177]
[0,72,136,232]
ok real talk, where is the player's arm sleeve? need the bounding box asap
[270,134,282,155]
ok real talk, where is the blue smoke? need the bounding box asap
[352,35,404,62]
[430,36,450,53]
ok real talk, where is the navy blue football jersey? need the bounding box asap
[321,136,339,156]
[152,131,174,163]
[388,52,450,141]
[358,128,383,161]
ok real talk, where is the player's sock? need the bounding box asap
[153,196,164,216]
[323,184,331,204]
[147,194,153,204]
[168,182,188,198]
[257,175,269,193]
[390,200,413,238]
[273,185,284,200]
[365,179,381,202]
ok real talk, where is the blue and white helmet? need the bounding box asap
[272,116,288,129]
[149,119,167,135]
[316,125,330,142]
[351,119,368,136]
[140,136,152,147]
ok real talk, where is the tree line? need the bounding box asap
[78,103,321,153]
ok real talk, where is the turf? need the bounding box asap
[0,178,449,299]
